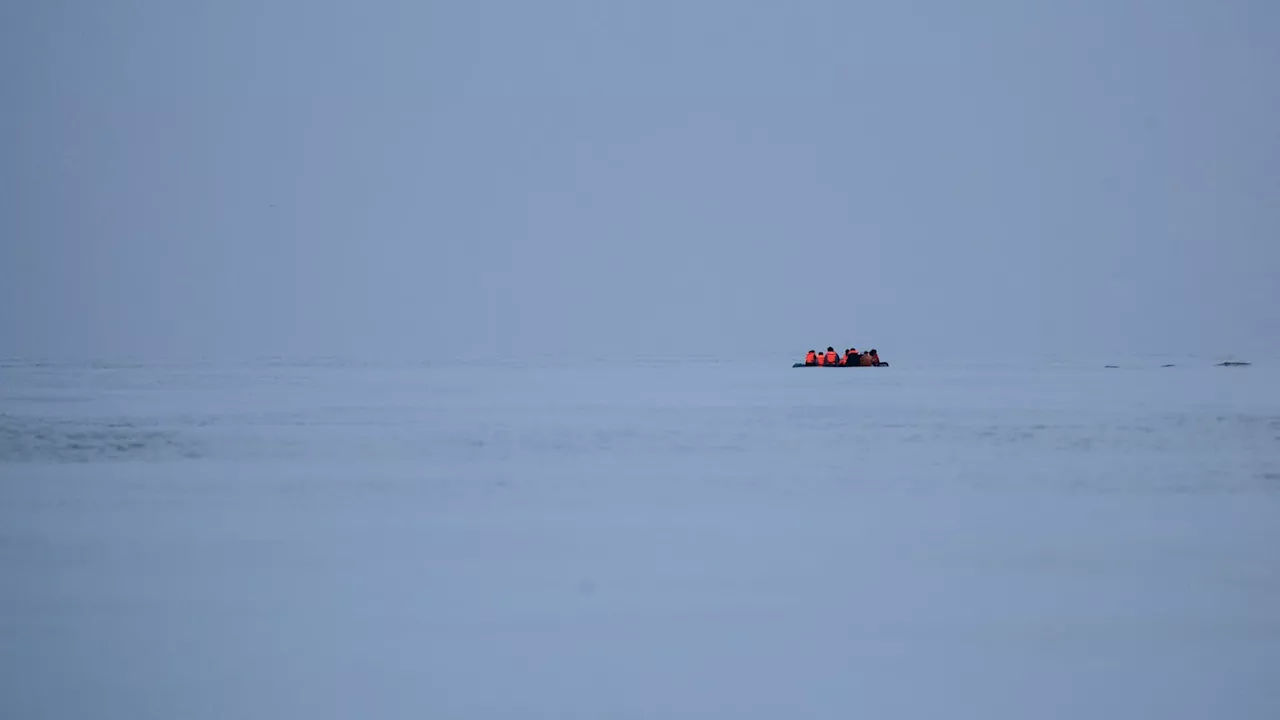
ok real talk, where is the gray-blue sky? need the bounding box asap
[3,0,1278,360]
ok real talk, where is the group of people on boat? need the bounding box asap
[803,347,884,366]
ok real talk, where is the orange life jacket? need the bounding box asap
[825,351,838,365]
[805,351,817,365]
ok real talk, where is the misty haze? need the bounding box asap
[3,1,1278,718]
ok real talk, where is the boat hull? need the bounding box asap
[792,363,889,368]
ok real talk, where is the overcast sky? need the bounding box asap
[3,0,1277,360]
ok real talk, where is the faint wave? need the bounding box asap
[0,415,201,463]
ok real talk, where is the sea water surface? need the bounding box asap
[2,357,1278,719]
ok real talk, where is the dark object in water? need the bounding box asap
[1105,365,1120,368]
[792,362,889,368]
[1161,364,1176,368]
[1217,361,1251,367]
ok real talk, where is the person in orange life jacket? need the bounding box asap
[838,349,848,366]
[804,350,818,366]
[870,349,881,366]
[844,348,858,366]
[816,350,827,365]
[824,347,839,365]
